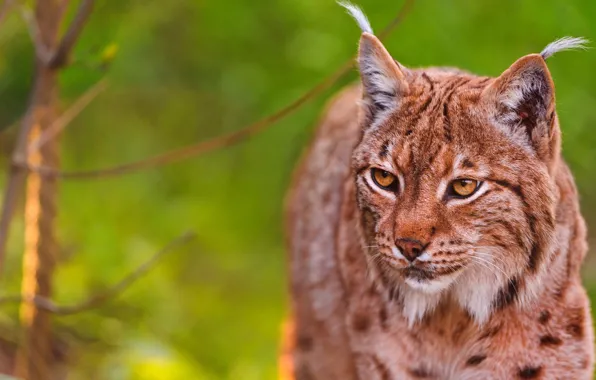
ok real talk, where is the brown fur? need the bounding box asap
[284,30,594,379]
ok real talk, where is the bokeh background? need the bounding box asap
[0,0,595,379]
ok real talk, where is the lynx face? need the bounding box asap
[342,5,585,323]
[353,70,555,306]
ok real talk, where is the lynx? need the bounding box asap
[284,3,594,379]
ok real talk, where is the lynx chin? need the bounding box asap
[283,2,594,379]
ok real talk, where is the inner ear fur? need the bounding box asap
[483,54,559,163]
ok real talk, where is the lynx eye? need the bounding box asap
[371,168,398,191]
[449,179,480,198]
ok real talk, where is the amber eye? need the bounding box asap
[449,179,480,198]
[371,168,398,191]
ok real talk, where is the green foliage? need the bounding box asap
[0,0,595,378]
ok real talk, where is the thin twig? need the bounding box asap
[49,0,95,68]
[24,60,354,179]
[0,231,196,315]
[28,79,108,154]
[377,0,415,39]
[22,0,415,180]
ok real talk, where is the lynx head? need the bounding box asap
[340,2,588,325]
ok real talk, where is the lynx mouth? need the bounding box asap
[403,267,435,281]
[402,265,463,294]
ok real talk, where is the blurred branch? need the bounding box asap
[21,0,416,180]
[377,0,414,39]
[0,0,99,269]
[0,231,196,315]
[23,60,354,179]
[18,3,53,62]
[28,78,108,154]
[49,0,95,68]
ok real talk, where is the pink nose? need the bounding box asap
[395,238,424,262]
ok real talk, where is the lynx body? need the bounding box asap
[284,4,594,379]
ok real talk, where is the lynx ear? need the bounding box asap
[338,2,408,125]
[358,33,409,124]
[483,54,557,159]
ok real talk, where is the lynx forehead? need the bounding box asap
[284,3,593,379]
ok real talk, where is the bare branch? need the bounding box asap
[49,0,95,69]
[23,60,353,179]
[28,79,108,154]
[18,4,53,63]
[0,231,196,314]
[377,0,414,39]
[19,0,415,180]
[2,1,101,259]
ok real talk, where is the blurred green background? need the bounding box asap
[0,0,595,379]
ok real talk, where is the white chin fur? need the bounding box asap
[404,276,453,294]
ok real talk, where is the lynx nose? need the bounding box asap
[395,238,425,262]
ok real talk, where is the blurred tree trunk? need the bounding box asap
[15,1,64,379]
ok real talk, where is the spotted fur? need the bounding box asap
[284,4,593,379]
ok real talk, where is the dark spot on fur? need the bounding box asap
[565,307,585,338]
[466,355,487,366]
[538,310,551,324]
[527,243,539,273]
[352,312,371,332]
[409,367,433,378]
[518,366,542,379]
[405,129,413,136]
[493,277,519,310]
[297,334,313,352]
[462,159,474,168]
[566,323,583,338]
[408,330,422,344]
[379,141,390,157]
[430,227,436,236]
[540,335,562,347]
